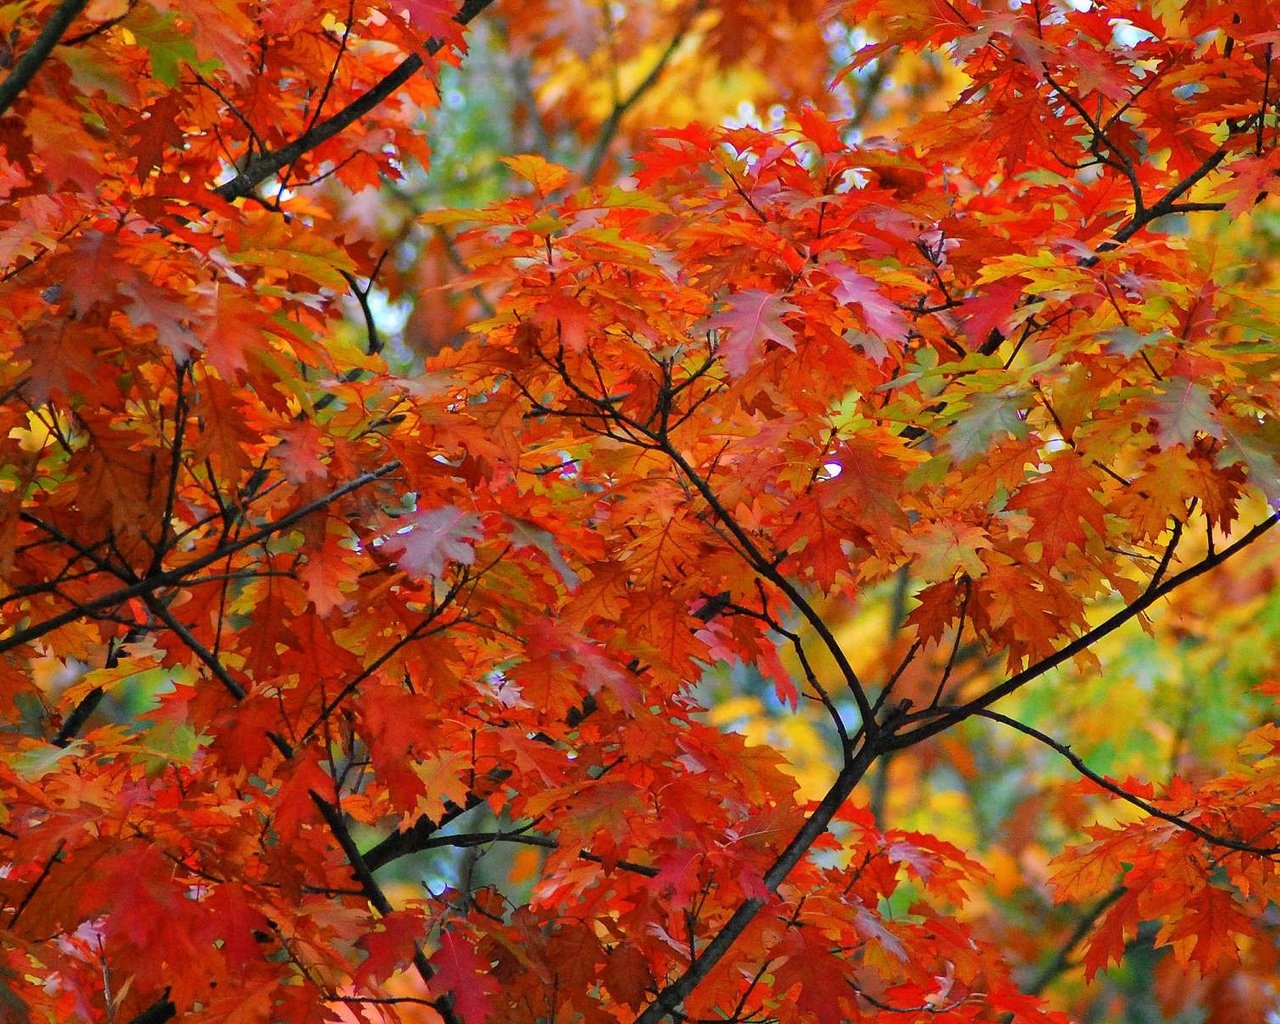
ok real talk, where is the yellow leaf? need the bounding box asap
[501,154,572,196]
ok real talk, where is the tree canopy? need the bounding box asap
[2,1,1280,1022]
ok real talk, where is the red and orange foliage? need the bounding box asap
[2,1,1280,1023]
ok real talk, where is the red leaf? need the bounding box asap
[705,289,801,377]
[1160,887,1251,972]
[957,276,1027,349]
[430,931,498,1024]
[602,943,653,1009]
[1008,456,1108,564]
[824,263,909,342]
[355,911,426,989]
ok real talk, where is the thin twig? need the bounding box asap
[975,709,1280,856]
[0,462,402,655]
[10,840,65,926]
[633,743,880,1024]
[581,3,703,182]
[310,792,465,1024]
[1025,887,1124,997]
[889,513,1280,748]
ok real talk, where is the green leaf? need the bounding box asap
[947,388,1030,462]
[128,6,200,87]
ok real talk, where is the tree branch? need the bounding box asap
[126,990,176,1024]
[633,740,881,1024]
[376,826,662,878]
[976,709,1280,856]
[141,592,247,701]
[0,0,89,116]
[654,437,877,733]
[581,2,703,183]
[890,512,1280,749]
[1025,887,1124,997]
[0,462,401,655]
[310,792,464,1024]
[213,0,497,201]
[1106,148,1229,248]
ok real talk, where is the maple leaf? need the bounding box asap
[1081,887,1143,981]
[430,931,499,1024]
[957,276,1028,348]
[772,926,855,1024]
[383,506,484,579]
[406,749,474,824]
[602,942,653,1009]
[273,421,330,483]
[226,214,357,291]
[1217,149,1280,215]
[1008,456,1108,564]
[705,289,801,377]
[533,292,596,353]
[946,387,1030,461]
[1146,378,1224,449]
[354,910,426,989]
[6,4,1280,1024]
[1158,887,1252,972]
[297,540,358,617]
[506,516,581,588]
[823,262,910,342]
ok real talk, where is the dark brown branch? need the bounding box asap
[929,576,970,707]
[1024,887,1124,998]
[653,438,877,733]
[1107,148,1229,247]
[0,0,89,116]
[213,0,496,201]
[310,792,464,1024]
[581,3,702,182]
[376,826,661,878]
[327,995,435,1006]
[633,741,880,1024]
[54,633,133,745]
[0,462,401,655]
[365,693,606,872]
[126,990,176,1024]
[547,348,875,731]
[340,249,388,355]
[57,0,137,46]
[1144,514,1183,593]
[888,513,1279,749]
[976,709,1280,855]
[52,686,104,746]
[149,362,191,576]
[9,840,64,926]
[140,593,247,701]
[852,984,969,1015]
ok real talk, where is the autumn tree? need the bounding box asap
[2,1,1280,1022]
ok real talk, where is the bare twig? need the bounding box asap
[581,3,703,182]
[975,709,1280,856]
[633,742,880,1024]
[0,462,401,655]
[310,792,465,1024]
